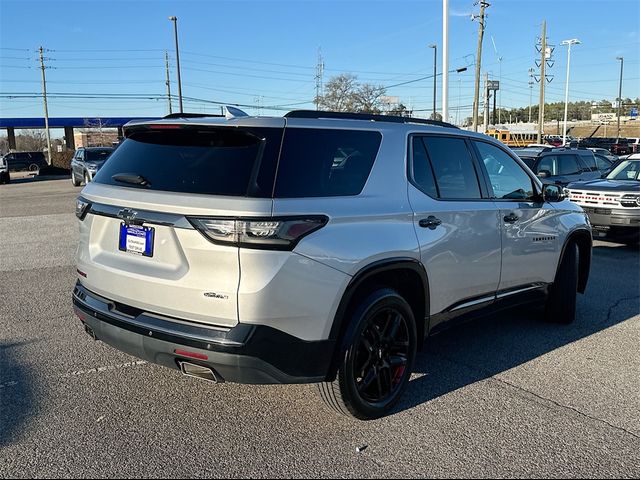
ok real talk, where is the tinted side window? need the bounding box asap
[537,155,556,175]
[580,153,597,171]
[410,136,438,198]
[474,141,534,200]
[421,136,481,199]
[595,154,611,171]
[557,155,582,175]
[274,128,381,198]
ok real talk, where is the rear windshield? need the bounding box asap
[93,126,283,197]
[86,149,114,162]
[93,125,381,198]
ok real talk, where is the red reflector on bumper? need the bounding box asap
[76,269,87,278]
[149,124,182,129]
[74,307,87,321]
[174,349,208,361]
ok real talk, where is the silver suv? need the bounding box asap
[72,110,592,420]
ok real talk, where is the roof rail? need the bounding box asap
[285,110,459,129]
[162,113,223,119]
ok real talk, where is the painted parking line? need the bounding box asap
[0,360,148,389]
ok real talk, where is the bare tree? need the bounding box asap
[387,103,411,117]
[317,74,387,114]
[353,83,386,114]
[82,118,113,147]
[0,136,9,155]
[15,129,47,151]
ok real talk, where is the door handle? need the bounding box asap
[503,212,519,223]
[419,216,442,229]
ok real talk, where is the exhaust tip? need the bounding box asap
[178,361,223,383]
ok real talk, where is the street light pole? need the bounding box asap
[169,16,183,113]
[616,56,624,140]
[561,38,580,146]
[429,44,437,119]
[442,0,449,123]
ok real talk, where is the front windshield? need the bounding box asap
[607,160,640,181]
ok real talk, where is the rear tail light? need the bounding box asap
[75,197,91,220]
[188,216,328,250]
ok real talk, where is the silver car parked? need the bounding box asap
[72,110,592,420]
[70,146,114,186]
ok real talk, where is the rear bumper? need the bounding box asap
[72,281,335,384]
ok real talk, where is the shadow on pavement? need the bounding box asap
[0,341,38,447]
[395,241,640,414]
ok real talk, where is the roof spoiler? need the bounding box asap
[163,113,223,119]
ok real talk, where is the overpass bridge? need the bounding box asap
[0,117,160,150]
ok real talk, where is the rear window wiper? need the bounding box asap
[112,173,151,187]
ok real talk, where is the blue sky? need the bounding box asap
[1,0,638,125]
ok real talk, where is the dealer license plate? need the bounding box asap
[118,223,154,257]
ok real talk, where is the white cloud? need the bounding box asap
[450,9,473,17]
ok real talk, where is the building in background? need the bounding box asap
[73,129,119,148]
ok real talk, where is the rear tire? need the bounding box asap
[28,163,39,172]
[317,288,417,420]
[545,242,579,324]
[83,172,90,185]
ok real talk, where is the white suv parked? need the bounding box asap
[0,154,9,184]
[73,110,592,419]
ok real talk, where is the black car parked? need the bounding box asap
[514,147,607,186]
[1,151,48,172]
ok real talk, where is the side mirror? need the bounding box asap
[537,170,551,179]
[542,184,566,202]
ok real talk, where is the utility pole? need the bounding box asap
[165,51,173,115]
[442,0,450,122]
[314,47,324,110]
[483,72,489,132]
[38,46,52,165]
[472,1,489,132]
[429,44,437,119]
[616,56,624,140]
[528,67,534,123]
[169,16,183,113]
[537,21,547,143]
[492,79,497,125]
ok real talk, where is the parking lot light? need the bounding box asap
[561,38,581,146]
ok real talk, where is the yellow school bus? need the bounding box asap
[485,129,538,147]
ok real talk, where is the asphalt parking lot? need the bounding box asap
[1,178,639,478]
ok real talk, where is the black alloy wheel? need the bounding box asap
[318,288,417,420]
[352,307,411,404]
